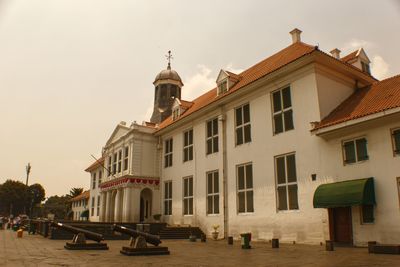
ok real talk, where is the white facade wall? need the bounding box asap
[71,198,89,221]
[89,166,102,222]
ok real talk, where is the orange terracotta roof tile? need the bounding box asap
[70,190,90,202]
[158,42,317,130]
[180,99,194,109]
[84,156,104,172]
[341,50,358,63]
[315,74,400,129]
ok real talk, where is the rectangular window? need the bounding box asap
[97,196,100,216]
[112,153,117,174]
[117,150,122,173]
[183,176,193,215]
[108,156,112,176]
[206,118,219,155]
[218,80,228,95]
[207,170,219,214]
[164,181,172,215]
[275,153,299,211]
[361,205,374,224]
[98,171,102,185]
[91,197,95,216]
[123,146,129,171]
[183,129,194,162]
[392,128,400,156]
[92,173,96,189]
[235,103,251,145]
[272,86,294,134]
[343,137,368,164]
[236,163,254,213]
[164,138,173,168]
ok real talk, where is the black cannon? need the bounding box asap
[112,224,169,256]
[51,222,108,250]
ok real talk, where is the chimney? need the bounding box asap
[290,28,302,44]
[330,48,341,59]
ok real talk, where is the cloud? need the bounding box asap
[342,39,374,52]
[224,63,244,74]
[182,65,215,100]
[371,55,390,80]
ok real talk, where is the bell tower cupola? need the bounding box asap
[150,51,183,124]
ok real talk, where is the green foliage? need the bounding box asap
[80,209,89,218]
[29,183,46,205]
[43,195,71,219]
[68,188,83,198]
[0,180,29,215]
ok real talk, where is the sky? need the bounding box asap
[0,0,399,197]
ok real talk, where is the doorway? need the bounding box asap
[328,207,353,245]
[139,188,152,222]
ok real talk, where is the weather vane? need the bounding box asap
[165,50,173,69]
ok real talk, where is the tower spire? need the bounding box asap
[165,50,173,70]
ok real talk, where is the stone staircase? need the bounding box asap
[158,226,205,240]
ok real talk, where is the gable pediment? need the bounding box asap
[105,123,130,146]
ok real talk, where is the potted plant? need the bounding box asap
[153,214,161,222]
[212,224,219,240]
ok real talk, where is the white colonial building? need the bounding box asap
[86,29,400,246]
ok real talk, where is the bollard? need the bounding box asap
[228,236,233,245]
[368,241,377,253]
[240,233,251,249]
[272,238,279,248]
[201,234,206,242]
[326,240,334,251]
[17,229,23,238]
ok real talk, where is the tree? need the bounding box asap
[28,183,46,218]
[0,180,29,215]
[68,188,83,198]
[43,195,71,219]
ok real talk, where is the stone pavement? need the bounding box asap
[1,229,399,267]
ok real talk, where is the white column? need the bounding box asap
[99,192,106,222]
[105,191,112,222]
[114,189,124,222]
[122,187,132,222]
[131,188,141,222]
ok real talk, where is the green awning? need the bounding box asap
[313,178,375,208]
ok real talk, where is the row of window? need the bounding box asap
[72,199,87,207]
[92,170,103,189]
[342,128,400,165]
[163,153,299,215]
[164,86,294,168]
[90,196,101,217]
[107,146,129,176]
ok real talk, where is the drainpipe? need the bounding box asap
[219,109,228,238]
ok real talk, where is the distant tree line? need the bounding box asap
[0,179,84,220]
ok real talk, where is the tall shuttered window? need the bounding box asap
[206,118,219,155]
[237,163,254,213]
[117,150,122,173]
[343,137,368,164]
[112,153,117,174]
[272,86,294,134]
[235,103,251,145]
[164,138,173,168]
[123,146,129,171]
[92,173,96,189]
[97,195,100,216]
[91,197,95,216]
[275,153,299,211]
[183,177,193,215]
[183,129,194,162]
[206,170,219,215]
[108,156,112,176]
[164,181,172,215]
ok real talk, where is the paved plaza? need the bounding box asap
[1,229,399,267]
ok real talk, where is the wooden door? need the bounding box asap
[329,207,353,244]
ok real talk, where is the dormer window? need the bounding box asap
[172,107,180,120]
[361,61,371,74]
[218,80,228,95]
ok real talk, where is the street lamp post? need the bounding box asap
[25,163,31,186]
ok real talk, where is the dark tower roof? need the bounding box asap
[153,65,183,86]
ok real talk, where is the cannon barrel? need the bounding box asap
[51,222,104,243]
[112,224,161,246]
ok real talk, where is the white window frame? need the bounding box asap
[112,153,117,174]
[235,103,251,146]
[108,156,112,177]
[96,195,100,216]
[271,86,294,134]
[164,138,173,168]
[98,170,102,185]
[218,79,228,95]
[117,150,122,173]
[342,137,369,165]
[206,170,219,215]
[164,181,172,215]
[236,163,254,213]
[91,197,95,216]
[123,146,129,171]
[183,176,194,215]
[92,173,96,189]
[275,152,299,211]
[206,118,219,155]
[183,129,193,162]
[391,127,400,157]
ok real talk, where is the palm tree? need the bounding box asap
[68,188,83,198]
